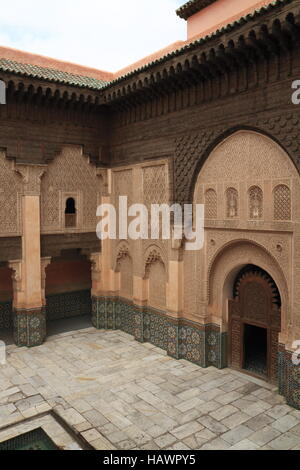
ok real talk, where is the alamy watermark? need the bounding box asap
[0,80,6,105]
[0,341,6,365]
[292,341,300,366]
[96,197,204,251]
[292,80,300,105]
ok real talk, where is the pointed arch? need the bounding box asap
[191,126,298,204]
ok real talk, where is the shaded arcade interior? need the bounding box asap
[0,264,14,345]
[45,251,92,336]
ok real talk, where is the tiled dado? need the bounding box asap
[46,290,92,322]
[91,296,227,370]
[278,344,300,410]
[13,308,46,347]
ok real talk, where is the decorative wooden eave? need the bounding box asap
[101,0,299,106]
[176,0,217,20]
[0,57,108,110]
[0,71,103,110]
[0,0,297,110]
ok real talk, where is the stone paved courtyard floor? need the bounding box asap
[1,327,300,450]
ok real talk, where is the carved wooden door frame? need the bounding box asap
[228,266,281,383]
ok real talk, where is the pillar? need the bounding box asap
[12,164,47,347]
[91,169,117,329]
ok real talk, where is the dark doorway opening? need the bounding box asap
[244,324,267,378]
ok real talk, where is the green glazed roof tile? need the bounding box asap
[0,58,108,90]
[0,0,293,92]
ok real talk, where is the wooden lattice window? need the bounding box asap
[205,189,217,219]
[274,185,291,221]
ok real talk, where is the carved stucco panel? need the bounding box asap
[183,131,298,330]
[0,151,23,236]
[142,162,170,278]
[205,231,291,286]
[175,112,300,206]
[41,146,101,232]
[196,131,296,184]
[111,168,136,273]
[207,240,290,335]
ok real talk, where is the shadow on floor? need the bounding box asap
[0,330,14,346]
[47,315,93,337]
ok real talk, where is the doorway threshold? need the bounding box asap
[230,369,276,391]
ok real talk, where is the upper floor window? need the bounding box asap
[226,188,238,218]
[274,185,291,221]
[65,197,77,228]
[0,80,5,104]
[249,186,263,220]
[205,189,217,220]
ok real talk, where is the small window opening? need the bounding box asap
[65,198,77,228]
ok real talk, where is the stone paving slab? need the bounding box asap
[0,328,299,450]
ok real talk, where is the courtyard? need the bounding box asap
[0,327,300,451]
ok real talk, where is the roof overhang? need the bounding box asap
[176,0,217,20]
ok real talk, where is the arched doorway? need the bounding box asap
[229,265,281,383]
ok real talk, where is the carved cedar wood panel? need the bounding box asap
[229,267,281,383]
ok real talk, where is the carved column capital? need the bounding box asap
[41,257,51,305]
[41,257,51,282]
[90,252,101,281]
[14,163,47,196]
[8,259,22,293]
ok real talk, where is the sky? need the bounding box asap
[0,0,186,72]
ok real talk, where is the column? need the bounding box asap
[92,169,117,329]
[90,251,105,329]
[12,164,47,347]
[166,240,184,360]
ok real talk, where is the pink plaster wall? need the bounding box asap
[187,0,272,40]
[45,259,92,296]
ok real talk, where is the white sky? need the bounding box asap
[0,0,186,72]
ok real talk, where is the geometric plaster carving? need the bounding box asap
[41,146,101,232]
[208,240,289,332]
[144,246,165,279]
[0,152,23,235]
[115,242,131,271]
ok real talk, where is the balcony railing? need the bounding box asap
[65,214,77,228]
